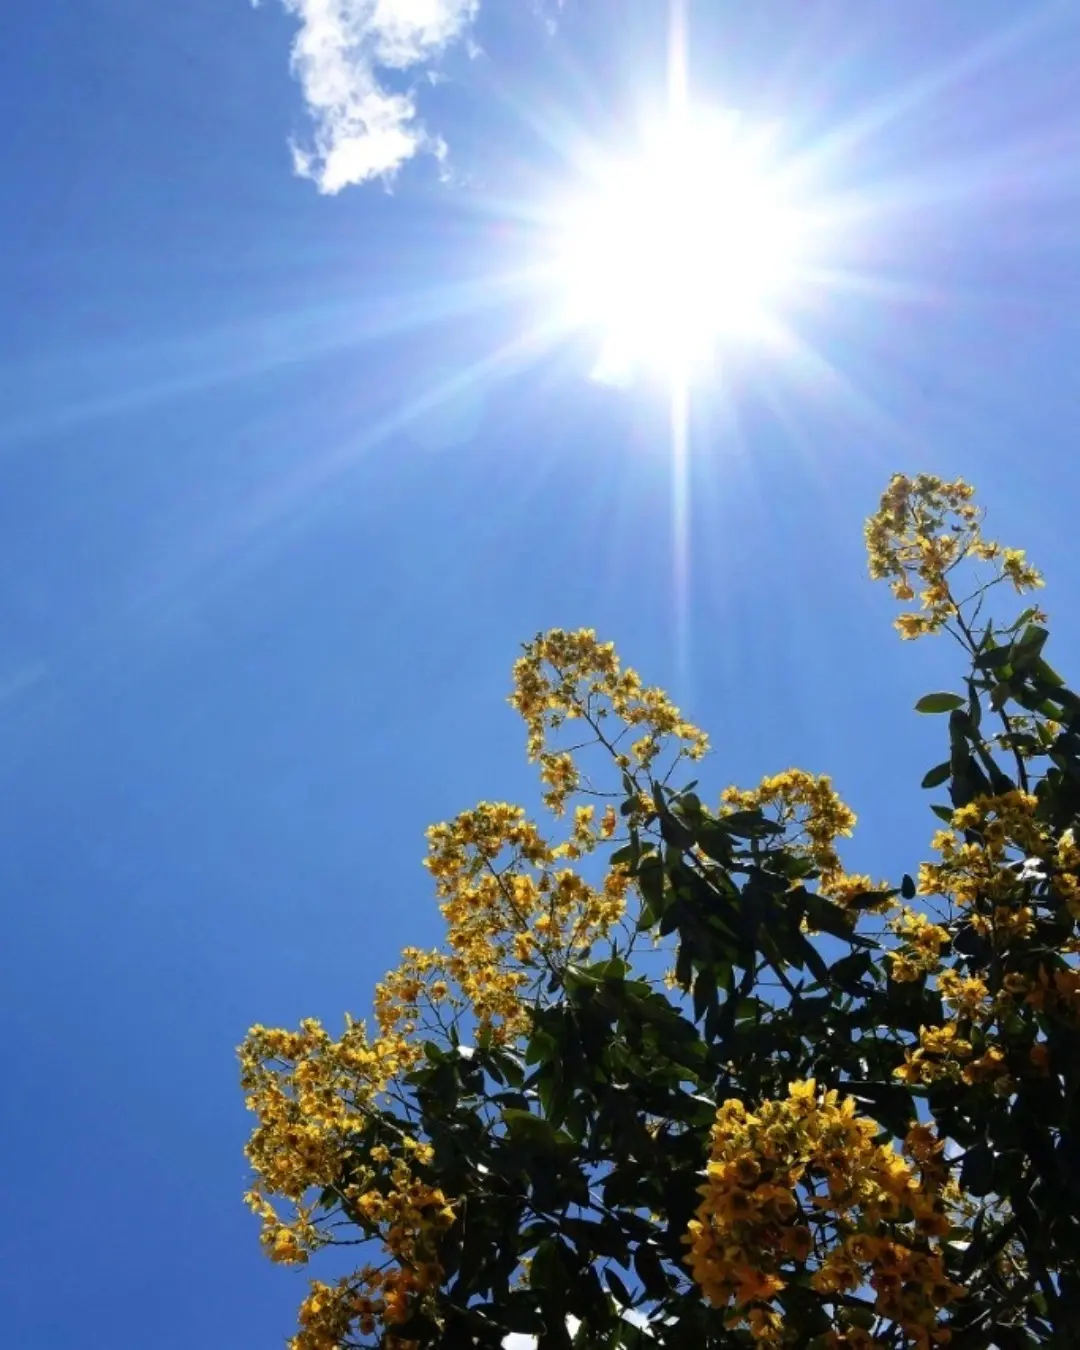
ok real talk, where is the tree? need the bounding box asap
[239,473,1080,1350]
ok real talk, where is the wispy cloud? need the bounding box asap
[276,0,480,193]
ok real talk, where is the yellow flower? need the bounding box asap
[937,969,990,1018]
[267,1226,307,1265]
[746,1305,784,1344]
[687,1081,960,1343]
[509,627,707,767]
[888,953,923,983]
[722,770,856,889]
[963,1047,1008,1085]
[1001,547,1044,592]
[865,473,1042,640]
[734,1267,786,1306]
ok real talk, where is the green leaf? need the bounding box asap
[604,1268,635,1309]
[843,1081,915,1138]
[961,1143,995,1198]
[492,1048,525,1088]
[1007,606,1041,633]
[900,873,916,900]
[693,819,734,866]
[1032,677,1080,714]
[692,968,717,1024]
[796,932,831,986]
[966,678,983,732]
[830,951,873,993]
[1012,684,1065,718]
[581,956,629,982]
[915,692,966,714]
[975,645,1015,672]
[632,1244,669,1301]
[657,897,684,940]
[502,1109,558,1146]
[716,810,785,839]
[655,786,695,848]
[921,760,951,789]
[1032,656,1065,688]
[835,888,898,913]
[636,856,665,914]
[530,1237,562,1290]
[1013,624,1049,668]
[804,890,858,936]
[526,1030,558,1067]
[496,1297,546,1336]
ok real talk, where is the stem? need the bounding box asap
[952,600,1030,793]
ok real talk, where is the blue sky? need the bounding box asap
[4,1,1080,1345]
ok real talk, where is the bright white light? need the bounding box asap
[549,111,802,385]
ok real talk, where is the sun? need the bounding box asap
[548,110,803,386]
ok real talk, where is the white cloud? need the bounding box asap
[531,0,565,37]
[277,0,479,193]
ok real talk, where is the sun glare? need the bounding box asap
[549,112,802,386]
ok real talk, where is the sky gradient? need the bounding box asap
[4,2,1080,1346]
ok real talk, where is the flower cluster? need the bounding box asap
[246,1095,455,1350]
[685,1082,962,1348]
[510,627,708,781]
[241,802,632,1338]
[291,1159,453,1350]
[891,956,1068,1090]
[373,947,451,1042]
[291,1280,361,1350]
[886,908,952,983]
[918,791,1053,938]
[424,801,629,1040]
[937,968,992,1020]
[243,633,661,1346]
[893,1021,977,1088]
[1018,964,1080,1021]
[720,769,859,895]
[865,473,1043,639]
[239,1014,452,1346]
[240,1016,418,1216]
[890,791,1080,1088]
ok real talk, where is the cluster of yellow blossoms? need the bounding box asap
[886,908,952,983]
[241,1017,416,1216]
[865,473,1043,639]
[893,1019,1004,1090]
[239,478,1074,1350]
[240,1011,454,1345]
[918,791,1076,925]
[685,1082,963,1349]
[423,800,629,1040]
[720,768,881,905]
[894,956,1078,1090]
[510,627,708,783]
[244,629,702,1346]
[289,1142,455,1350]
[891,790,1080,1088]
[241,794,633,1341]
